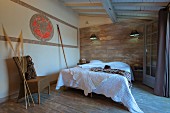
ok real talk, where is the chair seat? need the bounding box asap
[27,76,50,93]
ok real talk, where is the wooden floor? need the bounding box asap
[0,82,170,113]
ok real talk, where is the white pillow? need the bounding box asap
[90,60,103,64]
[109,62,129,67]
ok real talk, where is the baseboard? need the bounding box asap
[0,97,8,104]
[0,80,57,104]
[0,91,18,104]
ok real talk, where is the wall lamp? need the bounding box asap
[90,34,98,40]
[130,30,139,37]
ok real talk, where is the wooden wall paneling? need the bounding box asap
[80,21,146,67]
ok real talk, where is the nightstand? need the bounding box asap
[77,63,86,65]
[133,70,143,82]
[77,62,89,65]
[133,66,143,82]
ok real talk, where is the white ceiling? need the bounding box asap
[61,0,169,22]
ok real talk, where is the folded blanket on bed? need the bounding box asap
[90,67,132,87]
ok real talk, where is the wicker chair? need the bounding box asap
[13,56,50,104]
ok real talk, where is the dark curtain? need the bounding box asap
[154,8,170,97]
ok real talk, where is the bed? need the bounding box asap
[56,60,143,113]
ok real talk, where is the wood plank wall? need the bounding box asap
[80,20,146,67]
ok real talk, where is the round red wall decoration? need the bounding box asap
[30,14,54,41]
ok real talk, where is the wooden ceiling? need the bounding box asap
[62,0,169,22]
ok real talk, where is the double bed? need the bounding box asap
[56,60,143,113]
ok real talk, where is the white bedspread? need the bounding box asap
[56,66,143,113]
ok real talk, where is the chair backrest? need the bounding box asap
[13,56,37,81]
[13,56,27,81]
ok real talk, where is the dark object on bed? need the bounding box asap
[103,65,111,73]
[13,56,50,104]
[104,65,111,69]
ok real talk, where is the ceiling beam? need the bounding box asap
[101,0,117,22]
[64,2,168,7]
[117,15,157,20]
[115,10,158,15]
[64,2,102,7]
[115,10,158,13]
[79,13,157,20]
[112,2,168,7]
[73,9,106,12]
[74,9,158,14]
[79,13,108,17]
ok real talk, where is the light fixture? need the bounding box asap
[90,34,98,40]
[130,30,139,37]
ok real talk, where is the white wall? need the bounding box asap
[0,0,79,99]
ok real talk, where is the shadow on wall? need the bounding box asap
[5,58,20,98]
[45,72,59,84]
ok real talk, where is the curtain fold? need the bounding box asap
[154,8,170,97]
[164,11,170,97]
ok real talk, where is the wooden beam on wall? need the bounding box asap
[11,0,78,29]
[101,0,117,23]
